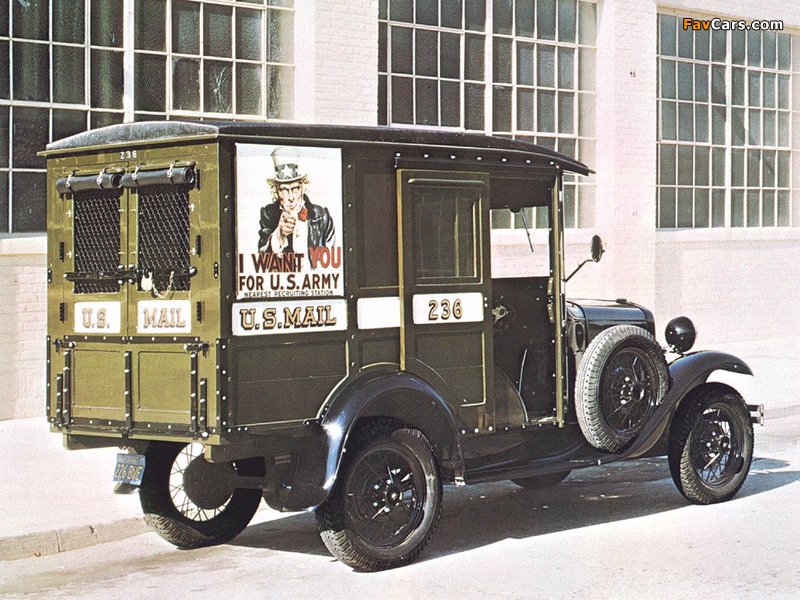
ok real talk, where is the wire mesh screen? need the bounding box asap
[73,190,122,294]
[137,185,191,292]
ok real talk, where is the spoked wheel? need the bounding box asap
[316,420,442,571]
[576,325,669,451]
[140,441,263,548]
[668,387,754,504]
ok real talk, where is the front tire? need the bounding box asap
[315,421,442,571]
[140,442,263,549]
[668,387,754,504]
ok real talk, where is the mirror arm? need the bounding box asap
[564,258,591,283]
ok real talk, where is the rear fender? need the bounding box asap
[264,367,464,512]
[611,351,753,462]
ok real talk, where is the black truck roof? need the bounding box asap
[44,120,592,176]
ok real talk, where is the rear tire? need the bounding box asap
[139,442,263,549]
[315,420,442,571]
[668,387,753,505]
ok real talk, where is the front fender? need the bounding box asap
[609,351,752,462]
[264,368,464,512]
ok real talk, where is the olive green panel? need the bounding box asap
[233,339,347,425]
[71,349,126,419]
[136,351,192,421]
[359,337,400,366]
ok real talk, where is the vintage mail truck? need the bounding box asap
[43,122,762,570]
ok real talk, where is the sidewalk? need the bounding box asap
[0,417,149,561]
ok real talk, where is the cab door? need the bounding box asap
[398,170,493,430]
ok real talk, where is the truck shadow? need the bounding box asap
[232,455,796,563]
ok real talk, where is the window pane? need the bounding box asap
[731,190,744,227]
[694,64,707,102]
[659,14,676,56]
[711,29,725,62]
[493,0,512,34]
[13,0,48,39]
[558,91,573,133]
[441,80,460,127]
[13,42,49,102]
[416,0,438,26]
[416,30,438,77]
[762,190,775,227]
[204,61,233,113]
[413,187,477,280]
[677,145,692,185]
[91,0,123,48]
[579,47,595,90]
[135,54,166,112]
[237,63,263,114]
[731,148,744,187]
[763,72,775,108]
[558,47,574,89]
[777,151,789,187]
[731,67,744,106]
[677,188,692,227]
[578,0,595,45]
[90,50,122,109]
[762,150,775,187]
[746,30,761,67]
[378,74,387,125]
[465,34,484,80]
[711,105,725,145]
[515,0,534,38]
[777,112,789,147]
[204,4,233,58]
[731,107,744,146]
[267,10,292,63]
[517,89,534,130]
[12,171,46,233]
[0,42,7,99]
[763,31,776,68]
[173,58,200,111]
[677,101,693,141]
[135,0,165,51]
[748,71,761,107]
[747,109,760,145]
[441,0,462,29]
[90,111,123,129]
[732,31,745,64]
[711,65,725,104]
[392,76,413,123]
[0,106,9,167]
[659,186,676,228]
[747,149,760,187]
[13,107,48,170]
[54,0,85,44]
[776,33,790,70]
[464,83,484,130]
[379,22,387,72]
[493,86,512,131]
[493,37,512,83]
[465,0,486,31]
[537,0,556,40]
[53,109,88,141]
[537,89,555,132]
[53,46,85,104]
[415,78,438,125]
[0,173,7,232]
[659,143,676,185]
[660,59,675,99]
[777,75,789,109]
[517,42,534,85]
[537,45,555,87]
[677,62,692,100]
[677,24,692,59]
[266,65,292,119]
[558,0,576,43]
[746,191,760,227]
[391,0,413,22]
[392,27,412,74]
[712,189,724,226]
[695,28,709,61]
[173,1,200,55]
[440,33,460,79]
[712,147,725,186]
[695,146,709,185]
[763,110,775,147]
[237,8,263,60]
[694,188,709,227]
[777,191,790,226]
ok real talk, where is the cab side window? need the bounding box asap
[412,185,479,281]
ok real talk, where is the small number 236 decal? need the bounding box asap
[120,149,138,160]
[427,298,463,321]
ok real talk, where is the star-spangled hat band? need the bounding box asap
[267,147,306,185]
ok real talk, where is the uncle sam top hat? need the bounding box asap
[268,146,306,185]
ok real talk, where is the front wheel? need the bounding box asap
[315,421,442,571]
[139,442,263,548]
[668,388,754,505]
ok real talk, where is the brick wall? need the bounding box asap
[0,246,47,420]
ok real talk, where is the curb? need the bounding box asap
[0,517,150,562]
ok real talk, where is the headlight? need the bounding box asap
[665,316,696,354]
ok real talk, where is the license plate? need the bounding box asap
[113,453,146,486]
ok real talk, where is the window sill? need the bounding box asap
[0,235,47,256]
[656,227,800,244]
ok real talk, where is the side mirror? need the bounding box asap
[591,235,605,263]
[565,234,605,283]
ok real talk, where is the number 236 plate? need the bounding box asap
[113,453,146,486]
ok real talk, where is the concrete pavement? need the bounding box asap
[0,417,148,561]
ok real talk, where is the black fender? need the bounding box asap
[263,366,465,512]
[607,351,753,463]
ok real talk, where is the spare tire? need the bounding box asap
[575,325,669,452]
